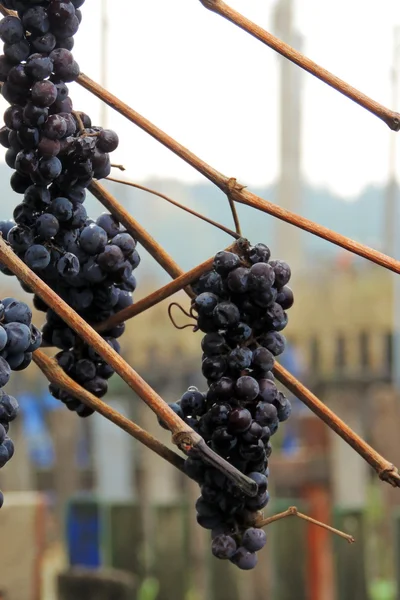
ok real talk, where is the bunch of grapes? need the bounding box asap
[0,1,140,415]
[159,242,293,570]
[0,295,42,508]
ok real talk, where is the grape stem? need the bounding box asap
[255,506,355,544]
[198,0,400,131]
[110,164,126,171]
[106,176,241,240]
[79,74,400,275]
[273,363,400,488]
[0,237,257,497]
[32,349,186,473]
[95,241,238,333]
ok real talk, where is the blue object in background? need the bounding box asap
[66,500,102,568]
[18,392,56,468]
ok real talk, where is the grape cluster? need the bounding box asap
[160,243,293,570]
[39,212,139,417]
[0,3,140,414]
[0,295,42,508]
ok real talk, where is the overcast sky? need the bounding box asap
[1,0,400,197]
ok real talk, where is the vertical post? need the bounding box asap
[273,0,303,274]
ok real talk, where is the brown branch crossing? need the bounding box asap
[33,349,185,472]
[79,74,400,275]
[273,362,400,487]
[198,0,400,131]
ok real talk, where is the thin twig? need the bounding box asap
[255,506,355,544]
[226,178,242,236]
[89,180,191,289]
[198,0,400,131]
[72,110,85,134]
[107,176,241,239]
[0,237,257,497]
[96,245,235,333]
[273,362,400,487]
[79,74,400,275]
[111,164,126,171]
[33,349,185,472]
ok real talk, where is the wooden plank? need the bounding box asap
[333,510,367,600]
[269,498,308,600]
[153,504,188,600]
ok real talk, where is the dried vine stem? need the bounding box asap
[79,74,400,275]
[97,242,237,333]
[0,239,257,496]
[254,506,355,543]
[198,0,400,131]
[33,349,185,472]
[107,176,240,240]
[273,362,400,487]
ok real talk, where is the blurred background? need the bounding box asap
[1,0,400,599]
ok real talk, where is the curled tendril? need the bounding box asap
[168,302,198,331]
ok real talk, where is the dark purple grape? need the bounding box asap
[43,114,67,139]
[228,408,252,433]
[79,223,107,255]
[248,243,271,264]
[31,32,57,53]
[213,302,240,328]
[269,260,291,287]
[4,300,31,325]
[97,129,119,152]
[97,245,124,273]
[242,528,267,552]
[24,244,50,270]
[96,213,120,237]
[31,80,58,108]
[22,7,50,34]
[235,376,259,402]
[0,16,24,44]
[194,292,219,316]
[227,267,249,293]
[211,535,237,559]
[276,286,294,310]
[8,64,31,89]
[201,332,226,356]
[230,547,258,570]
[4,322,31,353]
[255,402,278,427]
[4,39,31,64]
[25,54,54,80]
[213,250,241,274]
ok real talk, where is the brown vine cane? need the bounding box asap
[0,238,257,497]
[198,0,400,130]
[80,76,400,276]
[33,350,186,473]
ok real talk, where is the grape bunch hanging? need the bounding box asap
[159,244,293,569]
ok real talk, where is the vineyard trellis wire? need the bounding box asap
[0,0,398,550]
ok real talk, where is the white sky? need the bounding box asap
[2,0,400,197]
